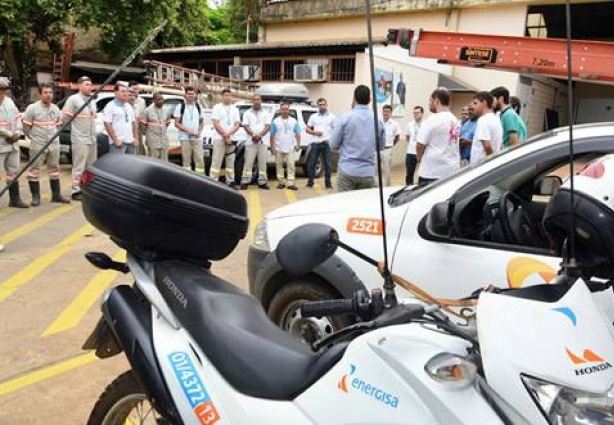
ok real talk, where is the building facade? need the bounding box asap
[150,0,614,163]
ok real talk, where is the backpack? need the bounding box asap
[179,102,202,124]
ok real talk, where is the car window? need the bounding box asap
[438,151,609,251]
[96,97,114,112]
[302,111,315,126]
[163,99,183,115]
[273,110,298,120]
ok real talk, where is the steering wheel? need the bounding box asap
[498,191,538,246]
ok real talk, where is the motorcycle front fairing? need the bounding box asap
[478,280,614,424]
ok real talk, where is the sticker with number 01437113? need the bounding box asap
[346,217,383,236]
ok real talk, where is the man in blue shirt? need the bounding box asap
[459,104,477,166]
[330,85,385,192]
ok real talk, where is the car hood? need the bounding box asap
[267,186,403,219]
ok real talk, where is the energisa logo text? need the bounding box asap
[163,276,188,309]
[338,364,399,408]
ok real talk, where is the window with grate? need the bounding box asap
[199,61,217,75]
[330,57,355,82]
[526,13,548,38]
[283,59,305,81]
[262,59,282,81]
[217,60,233,78]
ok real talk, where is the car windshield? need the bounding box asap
[388,134,547,207]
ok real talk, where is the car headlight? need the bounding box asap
[252,218,270,252]
[522,375,614,424]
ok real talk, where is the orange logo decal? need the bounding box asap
[338,364,356,393]
[346,218,383,236]
[566,348,605,365]
[507,257,557,288]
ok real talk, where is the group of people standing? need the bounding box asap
[403,85,527,186]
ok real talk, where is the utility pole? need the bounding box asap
[246,14,252,44]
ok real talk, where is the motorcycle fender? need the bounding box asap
[82,316,122,359]
[101,285,182,423]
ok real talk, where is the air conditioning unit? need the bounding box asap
[294,64,326,82]
[228,65,259,82]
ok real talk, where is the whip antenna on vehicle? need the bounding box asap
[562,0,578,276]
[365,0,397,307]
[0,20,168,199]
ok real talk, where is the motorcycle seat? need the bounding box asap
[154,260,347,400]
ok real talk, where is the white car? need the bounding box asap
[248,122,614,342]
[232,101,337,177]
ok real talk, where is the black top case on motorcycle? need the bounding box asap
[80,154,249,263]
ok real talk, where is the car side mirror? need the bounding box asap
[276,224,339,276]
[534,176,563,196]
[426,201,453,238]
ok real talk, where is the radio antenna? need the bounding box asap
[562,0,578,276]
[365,0,397,307]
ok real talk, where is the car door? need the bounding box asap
[391,137,614,301]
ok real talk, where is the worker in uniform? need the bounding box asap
[0,77,28,208]
[140,93,170,161]
[22,83,70,206]
[62,75,97,201]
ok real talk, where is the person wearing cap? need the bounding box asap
[0,77,29,208]
[22,83,70,206]
[62,76,97,201]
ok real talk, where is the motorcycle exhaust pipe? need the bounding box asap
[102,285,182,423]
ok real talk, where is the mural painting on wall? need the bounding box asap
[375,68,393,108]
[393,70,406,117]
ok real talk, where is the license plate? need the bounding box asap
[60,145,70,153]
[204,150,210,158]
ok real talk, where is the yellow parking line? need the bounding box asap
[284,189,298,203]
[0,224,94,302]
[247,187,262,242]
[313,183,327,197]
[0,208,15,219]
[0,204,74,245]
[42,250,126,337]
[0,352,97,397]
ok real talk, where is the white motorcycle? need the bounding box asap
[83,222,614,425]
[81,154,614,424]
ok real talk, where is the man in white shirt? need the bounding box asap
[210,88,241,187]
[416,88,460,186]
[470,91,503,166]
[378,104,400,186]
[104,84,138,155]
[405,105,424,185]
[306,98,335,189]
[270,102,301,190]
[175,86,205,174]
[241,93,271,190]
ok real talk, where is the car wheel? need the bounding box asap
[267,280,349,345]
[233,145,246,185]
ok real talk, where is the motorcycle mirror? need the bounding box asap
[276,223,339,276]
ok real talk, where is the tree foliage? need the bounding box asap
[76,0,211,61]
[0,0,248,104]
[0,0,75,104]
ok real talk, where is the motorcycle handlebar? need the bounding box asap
[300,299,354,317]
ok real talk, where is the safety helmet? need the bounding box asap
[543,154,614,279]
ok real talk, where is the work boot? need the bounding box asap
[7,182,29,209]
[50,179,70,204]
[28,180,41,207]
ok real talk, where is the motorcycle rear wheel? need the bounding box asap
[87,370,171,425]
